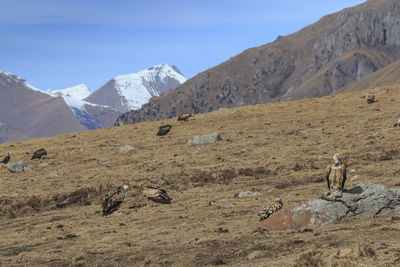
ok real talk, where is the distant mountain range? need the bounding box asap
[116,0,400,125]
[0,64,186,143]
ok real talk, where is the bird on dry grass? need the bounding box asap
[325,154,347,193]
[141,184,171,204]
[367,93,375,104]
[31,148,47,160]
[393,118,400,127]
[102,185,129,216]
[259,198,283,222]
[0,152,10,164]
[177,113,192,122]
[157,125,172,136]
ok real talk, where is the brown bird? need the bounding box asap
[0,152,10,164]
[141,184,171,204]
[102,186,129,216]
[259,198,283,222]
[31,148,47,160]
[325,154,347,192]
[157,125,172,136]
[177,113,192,122]
[367,93,375,104]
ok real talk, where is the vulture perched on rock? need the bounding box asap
[0,152,10,164]
[31,149,47,160]
[157,125,172,136]
[259,198,283,222]
[141,184,171,204]
[325,154,347,192]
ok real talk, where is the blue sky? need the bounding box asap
[0,0,366,90]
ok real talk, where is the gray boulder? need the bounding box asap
[188,133,222,144]
[7,160,33,173]
[120,145,135,152]
[260,184,400,230]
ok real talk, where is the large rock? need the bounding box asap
[6,159,33,173]
[260,184,400,230]
[188,133,222,144]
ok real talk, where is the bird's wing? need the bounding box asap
[341,164,347,188]
[325,165,331,190]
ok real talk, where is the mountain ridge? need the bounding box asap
[115,0,400,125]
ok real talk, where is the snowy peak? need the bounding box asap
[111,63,187,111]
[0,71,41,92]
[47,84,93,100]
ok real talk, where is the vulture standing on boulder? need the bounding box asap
[157,125,172,136]
[177,113,192,122]
[0,152,10,164]
[141,184,171,204]
[259,198,283,222]
[325,154,347,192]
[31,148,47,160]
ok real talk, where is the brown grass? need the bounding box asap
[1,85,400,266]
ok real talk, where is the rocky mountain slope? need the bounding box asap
[85,64,187,113]
[0,72,87,143]
[116,0,400,125]
[338,58,400,93]
[1,84,400,265]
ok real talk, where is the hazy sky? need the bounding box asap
[0,0,366,90]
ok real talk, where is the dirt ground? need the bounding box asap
[1,85,400,266]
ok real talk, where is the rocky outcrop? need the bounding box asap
[116,0,400,125]
[259,184,400,230]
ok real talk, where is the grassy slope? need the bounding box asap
[1,85,400,266]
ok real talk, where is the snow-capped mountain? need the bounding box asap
[47,84,119,130]
[47,84,93,99]
[85,64,187,113]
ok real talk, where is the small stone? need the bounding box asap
[247,251,261,260]
[194,145,202,154]
[351,175,360,181]
[188,133,223,144]
[38,162,48,168]
[147,137,158,142]
[98,158,110,164]
[7,160,33,173]
[236,191,261,198]
[65,151,74,155]
[120,145,135,152]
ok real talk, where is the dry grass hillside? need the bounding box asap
[2,85,400,266]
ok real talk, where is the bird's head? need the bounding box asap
[333,154,342,165]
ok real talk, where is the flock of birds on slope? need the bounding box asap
[0,93,399,221]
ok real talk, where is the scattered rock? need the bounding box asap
[38,162,48,168]
[235,191,261,198]
[247,251,261,260]
[260,184,400,230]
[194,145,202,154]
[65,150,74,155]
[147,137,158,142]
[215,227,229,233]
[7,160,33,173]
[120,145,135,152]
[351,175,360,181]
[98,158,110,164]
[188,133,223,144]
[298,128,325,133]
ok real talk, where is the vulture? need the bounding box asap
[0,152,10,164]
[177,113,192,122]
[31,148,47,160]
[157,125,172,136]
[141,184,171,204]
[325,154,347,192]
[259,198,283,222]
[367,93,375,104]
[102,186,129,216]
